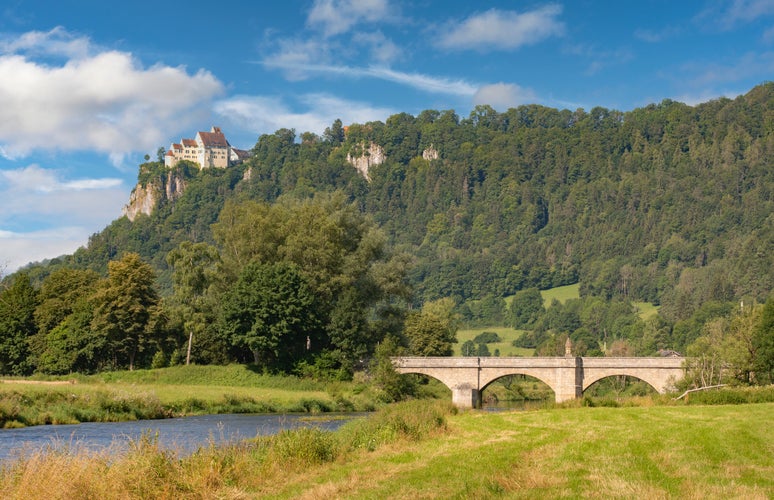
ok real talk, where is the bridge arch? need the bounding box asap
[582,372,660,394]
[479,373,556,404]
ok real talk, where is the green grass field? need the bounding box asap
[633,301,660,320]
[540,282,580,307]
[4,399,771,498]
[0,365,378,427]
[455,327,533,357]
[268,402,774,498]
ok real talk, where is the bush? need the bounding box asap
[473,332,501,344]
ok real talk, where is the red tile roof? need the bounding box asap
[198,130,229,148]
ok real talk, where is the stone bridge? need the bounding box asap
[391,356,685,408]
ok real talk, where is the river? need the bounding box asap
[0,413,362,461]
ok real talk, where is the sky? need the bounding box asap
[1,0,773,273]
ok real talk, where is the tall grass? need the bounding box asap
[0,400,454,499]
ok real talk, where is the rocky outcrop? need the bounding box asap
[422,145,439,161]
[122,170,188,221]
[346,142,385,181]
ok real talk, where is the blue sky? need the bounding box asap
[1,0,773,273]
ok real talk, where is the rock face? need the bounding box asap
[122,170,188,221]
[346,142,385,180]
[422,145,439,161]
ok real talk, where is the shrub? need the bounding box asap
[473,331,501,344]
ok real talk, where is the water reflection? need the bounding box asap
[0,413,363,461]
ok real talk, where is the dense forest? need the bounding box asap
[1,83,772,383]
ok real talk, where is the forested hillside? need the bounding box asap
[1,83,772,379]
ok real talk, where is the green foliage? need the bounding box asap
[6,83,774,376]
[404,298,458,356]
[752,296,774,384]
[510,288,545,328]
[221,261,318,370]
[90,253,161,370]
[472,331,501,344]
[0,274,38,375]
[371,336,416,402]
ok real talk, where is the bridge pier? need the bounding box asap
[451,384,479,409]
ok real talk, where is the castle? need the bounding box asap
[164,126,250,169]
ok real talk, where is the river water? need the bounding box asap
[0,413,362,461]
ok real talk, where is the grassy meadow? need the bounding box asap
[1,399,771,499]
[540,283,580,307]
[0,364,379,427]
[454,326,532,357]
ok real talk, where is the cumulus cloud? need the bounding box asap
[307,0,395,37]
[436,5,564,51]
[0,27,224,164]
[473,83,537,110]
[215,93,396,136]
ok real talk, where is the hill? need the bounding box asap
[3,83,773,375]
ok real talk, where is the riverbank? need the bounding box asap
[0,364,440,428]
[0,400,771,498]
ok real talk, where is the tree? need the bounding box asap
[221,261,318,371]
[0,274,38,375]
[371,336,416,402]
[323,118,345,145]
[213,193,411,368]
[510,288,545,329]
[32,268,101,374]
[404,298,458,356]
[91,253,160,370]
[166,242,222,364]
[752,296,774,384]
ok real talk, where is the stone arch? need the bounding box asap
[478,372,556,404]
[581,373,660,396]
[479,371,557,397]
[582,371,662,394]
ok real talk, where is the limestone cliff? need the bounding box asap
[422,145,439,161]
[122,169,188,221]
[346,142,385,181]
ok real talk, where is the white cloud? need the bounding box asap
[709,0,774,28]
[436,5,564,51]
[0,28,224,163]
[564,43,634,75]
[0,164,129,272]
[307,0,395,37]
[214,93,396,136]
[634,25,681,43]
[683,51,774,86]
[352,32,402,64]
[262,37,336,81]
[473,83,537,110]
[262,60,478,96]
[0,227,93,272]
[671,89,743,106]
[0,26,90,58]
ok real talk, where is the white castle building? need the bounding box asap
[164,126,250,169]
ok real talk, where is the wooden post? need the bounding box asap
[186,330,193,365]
